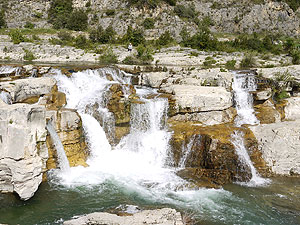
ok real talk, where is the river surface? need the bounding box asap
[0,177,299,225]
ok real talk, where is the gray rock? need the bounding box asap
[250,120,300,175]
[0,103,48,200]
[284,97,300,120]
[63,208,183,225]
[0,77,56,103]
[171,85,232,113]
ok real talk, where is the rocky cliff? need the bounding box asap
[0,68,89,200]
[1,0,299,37]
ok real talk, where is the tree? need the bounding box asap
[0,10,6,28]
[48,0,73,29]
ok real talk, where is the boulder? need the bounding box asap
[0,103,48,200]
[284,97,300,120]
[254,100,281,124]
[63,208,183,225]
[171,85,232,113]
[250,120,300,175]
[0,77,56,103]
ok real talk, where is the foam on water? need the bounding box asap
[232,71,269,187]
[47,68,244,223]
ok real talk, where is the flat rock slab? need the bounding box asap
[172,85,232,112]
[63,208,183,225]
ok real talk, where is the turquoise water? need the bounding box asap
[0,177,299,225]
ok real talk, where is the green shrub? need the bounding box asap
[190,51,199,57]
[174,4,197,19]
[136,44,154,63]
[58,30,73,42]
[0,10,6,28]
[85,1,91,7]
[23,49,36,61]
[203,57,217,67]
[123,26,145,46]
[105,9,115,16]
[9,30,26,44]
[164,0,176,6]
[240,54,256,68]
[122,56,139,65]
[24,21,35,29]
[142,18,155,29]
[126,0,160,9]
[74,34,88,49]
[291,50,300,64]
[48,0,73,29]
[225,59,236,69]
[66,9,88,31]
[99,47,118,64]
[89,25,116,44]
[156,31,174,46]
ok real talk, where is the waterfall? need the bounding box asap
[232,72,259,126]
[50,68,185,190]
[178,135,195,168]
[232,71,268,186]
[46,121,70,172]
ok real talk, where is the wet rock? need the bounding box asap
[46,109,88,169]
[63,208,183,225]
[169,122,252,185]
[254,100,281,124]
[254,88,272,101]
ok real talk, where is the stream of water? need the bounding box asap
[0,68,299,224]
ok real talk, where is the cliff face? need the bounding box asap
[1,0,299,37]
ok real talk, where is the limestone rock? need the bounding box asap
[284,97,300,121]
[250,120,300,175]
[0,103,48,200]
[63,208,183,225]
[169,107,236,126]
[171,85,232,113]
[0,77,56,103]
[254,100,281,124]
[254,88,272,101]
[46,109,88,169]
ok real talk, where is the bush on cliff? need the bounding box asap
[89,25,116,44]
[156,31,174,47]
[122,26,145,46]
[99,46,118,64]
[142,18,155,29]
[48,0,73,29]
[0,10,6,28]
[66,9,88,31]
[9,30,27,44]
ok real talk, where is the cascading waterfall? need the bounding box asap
[232,72,259,126]
[46,120,70,172]
[178,135,195,168]
[232,71,268,186]
[46,67,256,224]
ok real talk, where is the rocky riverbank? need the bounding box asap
[0,60,300,201]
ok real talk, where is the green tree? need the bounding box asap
[66,9,88,31]
[48,0,73,29]
[123,26,145,46]
[0,10,6,28]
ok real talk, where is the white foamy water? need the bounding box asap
[48,68,234,217]
[46,121,70,172]
[178,135,195,168]
[232,71,269,187]
[232,72,259,126]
